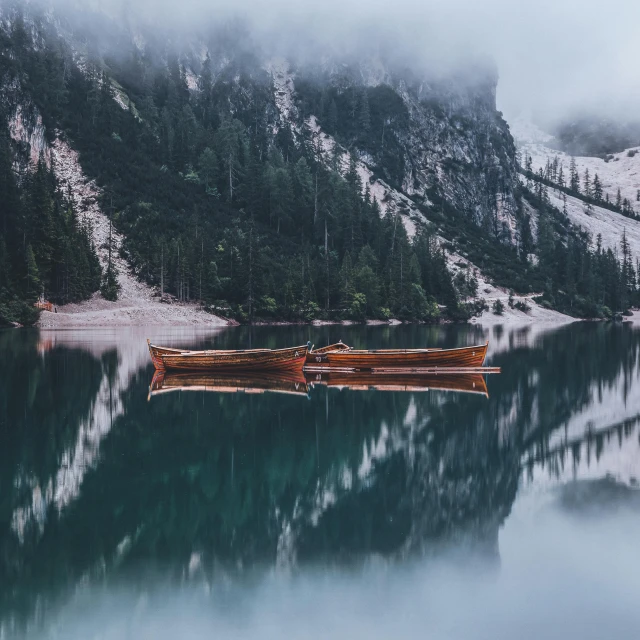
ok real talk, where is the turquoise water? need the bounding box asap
[1,323,640,639]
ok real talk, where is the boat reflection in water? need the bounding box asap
[307,370,490,396]
[149,369,311,399]
[149,369,493,399]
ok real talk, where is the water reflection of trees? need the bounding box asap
[2,322,640,630]
[0,331,105,540]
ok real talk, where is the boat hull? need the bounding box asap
[148,342,185,370]
[157,345,308,372]
[308,342,488,370]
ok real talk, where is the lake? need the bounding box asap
[1,323,640,639]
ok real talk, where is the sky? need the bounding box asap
[45,0,640,124]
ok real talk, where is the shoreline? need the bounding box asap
[12,295,637,331]
[24,311,581,330]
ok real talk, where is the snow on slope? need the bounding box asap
[511,115,640,214]
[517,176,640,257]
[548,188,640,256]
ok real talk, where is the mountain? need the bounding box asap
[0,1,638,325]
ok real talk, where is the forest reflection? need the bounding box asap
[1,322,640,634]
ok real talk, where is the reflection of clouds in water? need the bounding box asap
[28,506,640,640]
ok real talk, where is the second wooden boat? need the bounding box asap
[306,341,351,365]
[148,340,308,372]
[306,341,488,370]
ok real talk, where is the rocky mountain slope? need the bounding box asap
[1,2,638,323]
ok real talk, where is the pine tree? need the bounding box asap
[214,118,248,205]
[198,147,218,192]
[101,201,120,301]
[592,173,603,202]
[570,157,580,192]
[25,244,40,301]
[326,99,338,133]
[583,169,591,198]
[358,89,371,133]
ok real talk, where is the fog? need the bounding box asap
[36,0,640,126]
[23,498,640,640]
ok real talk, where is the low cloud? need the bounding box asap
[37,0,640,124]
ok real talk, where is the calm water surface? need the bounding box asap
[1,323,640,639]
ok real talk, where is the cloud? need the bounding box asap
[36,0,640,122]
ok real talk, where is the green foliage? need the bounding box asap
[101,263,120,301]
[492,299,505,315]
[523,186,639,317]
[349,292,367,320]
[0,131,101,323]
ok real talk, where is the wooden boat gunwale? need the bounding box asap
[307,341,489,370]
[151,342,309,372]
[308,341,351,354]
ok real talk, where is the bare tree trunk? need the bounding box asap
[391,210,398,255]
[325,218,329,310]
[248,226,253,322]
[400,247,404,309]
[314,171,318,225]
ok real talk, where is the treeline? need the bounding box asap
[520,153,639,220]
[0,135,101,325]
[294,79,410,188]
[523,185,639,317]
[0,12,475,323]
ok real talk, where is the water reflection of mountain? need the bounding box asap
[1,323,640,631]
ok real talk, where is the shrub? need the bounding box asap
[349,292,367,320]
[492,299,505,315]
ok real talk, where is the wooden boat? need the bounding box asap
[306,370,490,396]
[147,340,308,372]
[306,341,489,370]
[148,370,309,399]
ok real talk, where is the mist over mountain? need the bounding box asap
[29,0,640,122]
